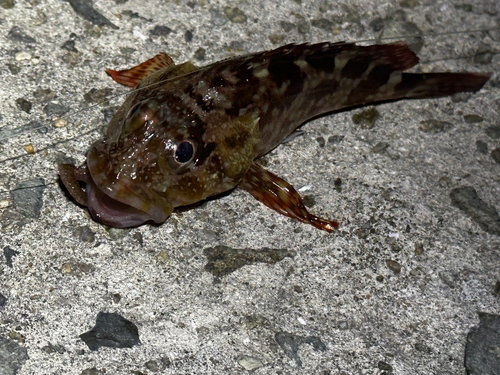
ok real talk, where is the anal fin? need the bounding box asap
[239,163,339,232]
[106,52,174,87]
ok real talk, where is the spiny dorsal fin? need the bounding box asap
[106,52,175,87]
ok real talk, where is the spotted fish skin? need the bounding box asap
[59,42,490,230]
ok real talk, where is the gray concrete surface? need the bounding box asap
[0,0,499,374]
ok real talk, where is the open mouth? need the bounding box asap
[59,162,171,228]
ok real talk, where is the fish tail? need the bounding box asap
[395,72,491,100]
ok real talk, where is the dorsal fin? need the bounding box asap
[106,52,174,88]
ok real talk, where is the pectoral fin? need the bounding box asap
[239,163,339,232]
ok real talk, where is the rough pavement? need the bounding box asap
[0,0,499,374]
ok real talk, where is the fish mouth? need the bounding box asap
[59,149,172,228]
[85,175,167,228]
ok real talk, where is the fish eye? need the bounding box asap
[175,141,195,163]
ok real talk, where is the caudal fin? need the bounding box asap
[397,72,491,100]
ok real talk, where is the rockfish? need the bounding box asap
[58,42,490,231]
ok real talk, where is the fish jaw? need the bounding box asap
[59,161,172,228]
[85,144,173,227]
[85,173,167,228]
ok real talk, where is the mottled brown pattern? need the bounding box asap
[59,42,490,230]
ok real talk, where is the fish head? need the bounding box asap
[77,95,259,228]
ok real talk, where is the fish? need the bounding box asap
[56,41,491,232]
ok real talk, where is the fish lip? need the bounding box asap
[85,176,159,228]
[83,145,173,227]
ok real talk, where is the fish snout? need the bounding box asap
[59,146,173,228]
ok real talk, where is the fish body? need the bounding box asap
[59,42,490,230]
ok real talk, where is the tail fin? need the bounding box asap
[397,72,491,100]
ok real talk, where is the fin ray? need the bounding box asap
[239,163,339,232]
[106,52,175,87]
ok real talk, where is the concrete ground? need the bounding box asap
[0,0,499,374]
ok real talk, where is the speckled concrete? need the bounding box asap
[0,0,499,374]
